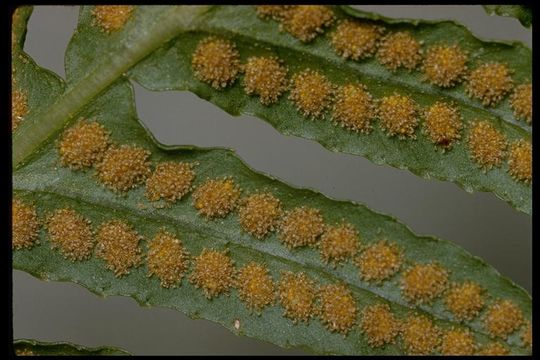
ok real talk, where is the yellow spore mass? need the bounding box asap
[318,283,357,334]
[238,192,282,239]
[422,44,468,87]
[423,102,463,150]
[444,281,485,321]
[440,328,476,355]
[508,140,532,184]
[401,262,448,304]
[278,206,325,248]
[242,56,288,105]
[12,88,28,131]
[236,262,276,312]
[378,94,419,139]
[15,348,35,356]
[377,31,422,71]
[483,299,524,339]
[255,5,294,21]
[522,322,532,349]
[401,315,442,355]
[467,120,507,171]
[360,303,400,347]
[356,240,403,283]
[12,199,40,250]
[96,219,143,277]
[145,161,195,203]
[58,120,111,169]
[319,222,359,265]
[147,230,189,289]
[332,84,376,134]
[466,62,513,106]
[192,37,240,89]
[477,342,509,356]
[92,5,134,33]
[45,208,94,262]
[95,144,151,192]
[192,177,241,219]
[280,5,334,42]
[289,69,334,119]
[279,271,317,323]
[190,248,235,299]
[510,83,532,124]
[330,20,384,60]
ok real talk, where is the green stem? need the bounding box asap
[12,5,210,169]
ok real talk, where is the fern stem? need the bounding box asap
[12,5,209,169]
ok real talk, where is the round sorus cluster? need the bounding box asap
[318,283,358,334]
[235,262,276,312]
[400,262,448,304]
[190,248,235,299]
[356,240,403,283]
[278,271,317,323]
[280,5,334,43]
[378,94,419,139]
[192,177,241,219]
[422,44,468,88]
[12,87,28,131]
[255,5,294,21]
[191,37,241,89]
[521,322,532,349]
[507,139,532,184]
[510,83,532,124]
[15,348,35,356]
[92,5,134,33]
[319,222,359,265]
[278,206,325,248]
[146,230,189,289]
[238,192,282,239]
[332,84,376,134]
[377,31,422,72]
[360,303,400,347]
[289,69,335,119]
[444,281,485,321]
[401,314,442,355]
[45,208,94,261]
[330,20,384,60]
[95,144,152,192]
[467,120,507,171]
[12,198,40,250]
[58,120,111,169]
[476,342,509,356]
[96,219,143,277]
[466,62,513,106]
[242,56,288,105]
[440,328,477,356]
[423,102,463,150]
[483,299,524,339]
[145,161,195,203]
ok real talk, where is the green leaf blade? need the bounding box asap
[483,5,532,28]
[123,5,531,213]
[12,6,33,52]
[13,79,531,355]
[17,5,532,212]
[13,339,130,356]
[12,5,210,168]
[12,5,531,355]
